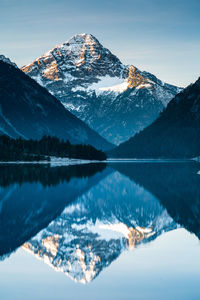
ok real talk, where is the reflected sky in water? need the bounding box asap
[0,162,200,299]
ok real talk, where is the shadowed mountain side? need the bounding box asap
[109,77,200,158]
[111,162,200,239]
[0,163,109,258]
[0,163,106,187]
[0,60,113,151]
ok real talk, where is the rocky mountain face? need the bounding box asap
[0,58,113,150]
[22,33,182,145]
[109,77,200,158]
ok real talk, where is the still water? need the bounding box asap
[0,162,200,299]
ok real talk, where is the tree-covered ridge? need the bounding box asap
[0,135,107,161]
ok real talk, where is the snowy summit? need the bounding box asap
[22,33,182,145]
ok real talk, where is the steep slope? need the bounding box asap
[0,58,112,150]
[109,77,200,158]
[22,33,181,145]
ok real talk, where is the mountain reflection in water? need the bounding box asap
[0,163,107,258]
[0,162,200,284]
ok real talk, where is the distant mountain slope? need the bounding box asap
[22,33,181,145]
[109,77,200,158]
[0,58,113,150]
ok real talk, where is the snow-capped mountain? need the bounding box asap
[22,33,182,144]
[23,170,177,283]
[0,58,113,150]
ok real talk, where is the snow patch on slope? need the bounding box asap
[72,76,129,95]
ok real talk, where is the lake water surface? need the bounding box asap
[0,162,200,300]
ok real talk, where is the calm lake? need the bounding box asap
[0,162,200,300]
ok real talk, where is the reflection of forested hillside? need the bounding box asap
[112,162,200,238]
[0,163,106,187]
[0,163,108,258]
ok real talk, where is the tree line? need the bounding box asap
[0,135,107,161]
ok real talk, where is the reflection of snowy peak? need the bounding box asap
[24,171,177,283]
[0,164,108,258]
[22,33,182,145]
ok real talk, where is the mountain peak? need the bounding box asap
[57,32,105,67]
[22,33,123,83]
[22,35,181,145]
[41,33,104,63]
[66,33,100,45]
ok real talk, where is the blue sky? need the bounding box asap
[0,0,200,87]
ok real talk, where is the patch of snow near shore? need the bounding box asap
[0,157,103,166]
[50,157,101,167]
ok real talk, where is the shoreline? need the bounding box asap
[107,158,193,163]
[0,157,103,166]
[0,157,197,166]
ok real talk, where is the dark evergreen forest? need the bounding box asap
[0,135,107,161]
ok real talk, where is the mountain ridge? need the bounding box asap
[22,33,182,145]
